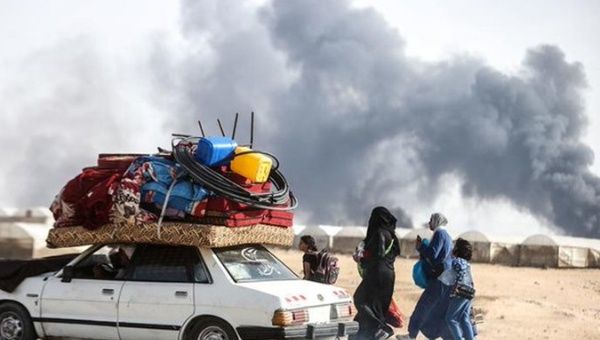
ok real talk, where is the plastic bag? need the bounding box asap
[386,299,406,328]
[412,260,428,289]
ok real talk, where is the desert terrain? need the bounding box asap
[273,249,600,340]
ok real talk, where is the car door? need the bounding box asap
[40,245,128,340]
[117,245,203,340]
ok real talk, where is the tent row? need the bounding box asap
[293,225,600,269]
[2,220,599,268]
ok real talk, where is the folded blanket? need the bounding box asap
[50,168,123,229]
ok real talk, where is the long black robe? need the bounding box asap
[353,207,399,339]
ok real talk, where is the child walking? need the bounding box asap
[298,235,319,281]
[445,238,476,340]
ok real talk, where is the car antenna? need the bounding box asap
[217,118,226,137]
[197,119,206,137]
[232,112,239,139]
[250,111,255,148]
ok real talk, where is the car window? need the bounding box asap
[127,245,208,283]
[71,244,135,280]
[194,262,210,283]
[214,245,298,282]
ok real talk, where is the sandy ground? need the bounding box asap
[272,248,600,340]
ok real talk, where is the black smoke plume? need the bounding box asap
[168,0,599,236]
[1,0,598,236]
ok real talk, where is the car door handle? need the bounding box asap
[102,288,115,295]
[175,291,188,297]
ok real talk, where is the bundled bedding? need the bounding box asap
[47,118,297,248]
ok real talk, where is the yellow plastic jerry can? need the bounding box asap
[231,146,273,183]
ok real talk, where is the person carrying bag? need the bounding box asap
[442,238,477,340]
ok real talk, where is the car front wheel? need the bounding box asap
[0,303,36,340]
[185,317,238,340]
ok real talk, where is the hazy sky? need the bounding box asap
[1,0,599,237]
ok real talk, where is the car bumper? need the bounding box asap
[237,321,359,339]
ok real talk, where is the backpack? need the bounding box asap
[312,249,339,284]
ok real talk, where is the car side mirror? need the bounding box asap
[62,266,74,283]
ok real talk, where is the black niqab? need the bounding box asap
[365,206,400,256]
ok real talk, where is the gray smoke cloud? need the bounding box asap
[0,39,123,205]
[1,0,598,236]
[0,37,164,207]
[165,0,599,236]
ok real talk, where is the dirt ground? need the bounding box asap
[272,248,600,340]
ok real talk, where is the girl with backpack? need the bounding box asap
[298,235,319,281]
[299,235,340,284]
[353,207,400,340]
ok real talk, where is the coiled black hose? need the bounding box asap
[173,137,297,211]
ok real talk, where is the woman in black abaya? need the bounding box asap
[353,206,400,339]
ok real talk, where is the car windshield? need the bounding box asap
[214,245,298,282]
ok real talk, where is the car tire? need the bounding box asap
[0,302,36,340]
[185,317,238,340]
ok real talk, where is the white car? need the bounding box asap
[0,244,358,340]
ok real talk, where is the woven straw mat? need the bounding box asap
[46,222,293,248]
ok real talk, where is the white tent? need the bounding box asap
[331,227,366,254]
[551,235,600,268]
[589,249,600,268]
[14,222,54,255]
[517,234,595,268]
[293,225,331,250]
[292,224,306,235]
[456,230,491,263]
[399,228,433,258]
[550,235,600,250]
[395,227,412,239]
[567,237,600,267]
[17,222,86,258]
[518,234,560,268]
[488,235,523,266]
[0,223,34,259]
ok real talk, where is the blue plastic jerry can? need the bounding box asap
[194,136,238,167]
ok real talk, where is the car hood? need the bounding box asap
[237,280,353,308]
